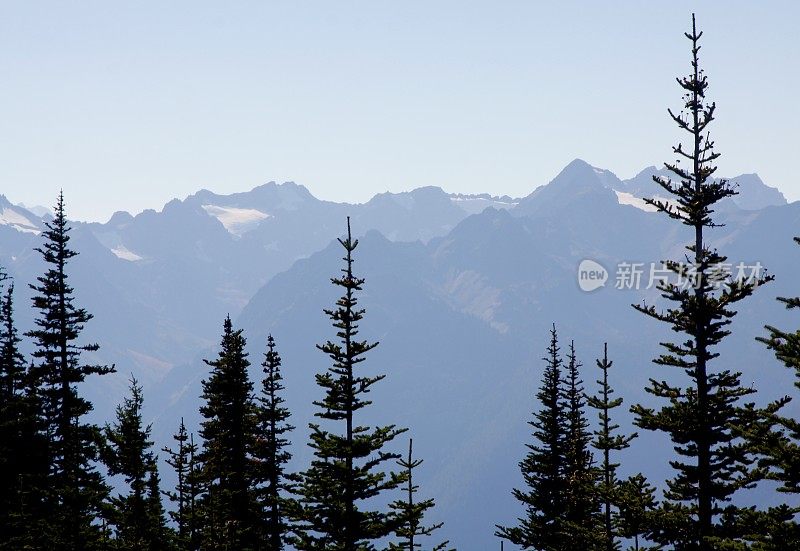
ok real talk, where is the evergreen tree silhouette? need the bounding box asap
[163,418,202,550]
[294,218,407,550]
[104,376,171,549]
[496,325,568,550]
[26,192,115,550]
[198,315,258,550]
[631,15,773,548]
[0,274,45,547]
[145,461,173,550]
[252,334,299,550]
[587,344,637,551]
[743,235,800,544]
[615,474,657,551]
[562,341,602,548]
[388,439,452,551]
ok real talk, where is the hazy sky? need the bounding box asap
[1,1,797,222]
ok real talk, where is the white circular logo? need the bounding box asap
[578,259,608,292]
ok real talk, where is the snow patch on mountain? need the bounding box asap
[110,245,144,262]
[0,207,41,234]
[613,190,658,212]
[201,204,270,236]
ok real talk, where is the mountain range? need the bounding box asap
[0,159,794,548]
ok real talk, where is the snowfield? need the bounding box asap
[0,207,41,234]
[201,204,270,236]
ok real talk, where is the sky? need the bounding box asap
[1,1,798,222]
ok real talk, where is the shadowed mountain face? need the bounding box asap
[0,161,795,548]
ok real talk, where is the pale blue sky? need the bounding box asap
[1,1,797,221]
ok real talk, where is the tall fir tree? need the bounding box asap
[198,315,258,550]
[496,325,568,550]
[26,192,115,550]
[587,344,637,551]
[0,280,50,551]
[630,15,772,549]
[0,275,43,548]
[388,439,451,551]
[163,418,202,551]
[294,218,408,551]
[104,376,171,550]
[562,341,602,549]
[252,334,298,550]
[0,272,20,540]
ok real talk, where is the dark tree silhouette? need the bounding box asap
[252,334,299,550]
[26,192,115,550]
[615,474,657,551]
[562,341,602,548]
[163,418,202,550]
[198,315,258,550]
[294,218,407,550]
[389,439,451,551]
[0,274,44,547]
[496,325,568,550]
[587,344,637,551]
[104,376,171,549]
[631,15,773,549]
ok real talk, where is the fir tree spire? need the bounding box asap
[198,315,258,550]
[145,461,172,550]
[0,275,42,547]
[631,15,773,549]
[586,344,637,551]
[562,341,601,548]
[104,376,172,549]
[26,192,115,550]
[389,439,451,551]
[252,334,299,550]
[294,217,408,550]
[163,418,202,550]
[496,325,568,550]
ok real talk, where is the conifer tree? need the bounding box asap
[0,277,50,551]
[26,192,115,550]
[145,462,173,550]
[198,315,258,550]
[741,236,800,546]
[755,236,800,494]
[294,218,408,550]
[104,376,171,549]
[0,275,41,548]
[252,334,298,550]
[631,15,772,548]
[562,341,602,549]
[587,344,637,551]
[496,325,568,550]
[163,418,202,550]
[0,273,20,528]
[388,439,451,551]
[615,475,657,551]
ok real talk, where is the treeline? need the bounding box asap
[0,210,450,550]
[495,15,800,551]
[3,13,800,551]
